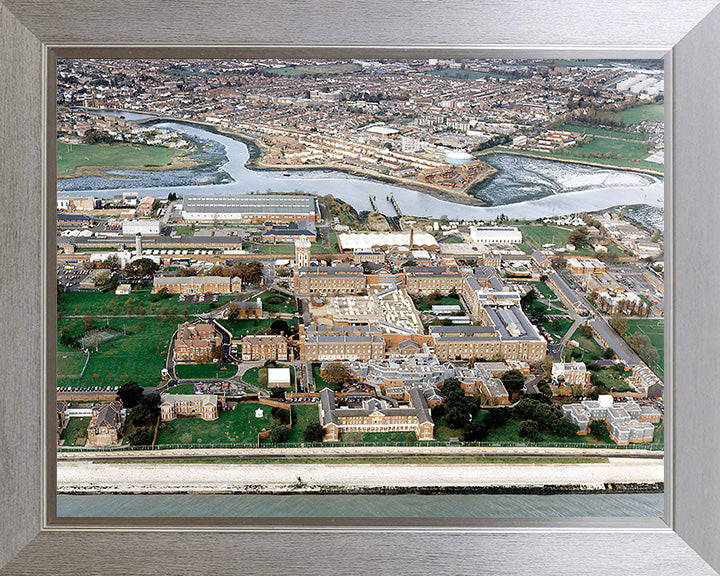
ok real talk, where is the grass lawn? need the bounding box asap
[564,328,604,363]
[518,225,572,249]
[218,318,275,338]
[478,414,613,446]
[57,141,177,176]
[59,417,90,446]
[625,318,665,378]
[558,123,649,141]
[312,364,341,391]
[342,431,418,443]
[652,422,664,447]
[165,383,195,394]
[58,316,179,387]
[57,288,236,317]
[57,345,88,381]
[543,317,575,340]
[415,295,463,311]
[257,291,297,314]
[243,364,295,389]
[266,62,361,76]
[175,363,238,380]
[156,403,281,445]
[285,404,322,443]
[592,368,634,392]
[604,103,664,125]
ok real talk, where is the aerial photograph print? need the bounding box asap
[55,57,666,519]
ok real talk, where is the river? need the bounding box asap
[58,116,664,223]
[57,492,663,518]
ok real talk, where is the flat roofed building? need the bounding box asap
[122,219,161,236]
[160,393,218,421]
[561,399,659,445]
[552,361,592,387]
[318,387,434,442]
[152,275,242,294]
[181,194,317,223]
[469,226,523,245]
[267,367,292,388]
[338,231,439,252]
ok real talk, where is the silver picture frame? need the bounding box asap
[2,1,720,573]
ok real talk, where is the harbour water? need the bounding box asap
[57,492,663,518]
[58,118,664,224]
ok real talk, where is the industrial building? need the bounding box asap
[469,226,523,245]
[181,194,317,224]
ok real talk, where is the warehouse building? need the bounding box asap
[181,194,317,224]
[122,219,161,236]
[469,226,523,245]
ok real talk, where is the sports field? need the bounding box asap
[57,344,88,379]
[57,316,178,387]
[156,403,282,445]
[56,141,177,176]
[626,319,665,378]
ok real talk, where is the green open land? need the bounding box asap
[175,363,238,380]
[57,288,235,317]
[592,368,634,393]
[165,383,195,394]
[604,103,664,125]
[60,417,90,446]
[518,225,628,258]
[284,405,321,443]
[477,413,619,446]
[559,123,649,141]
[341,431,419,443]
[312,364,342,391]
[426,68,510,80]
[57,345,88,379]
[625,318,665,378]
[156,403,280,445]
[564,327,604,363]
[242,364,295,389]
[498,134,661,173]
[266,63,361,76]
[415,295,463,311]
[257,291,297,314]
[57,316,177,387]
[57,141,178,177]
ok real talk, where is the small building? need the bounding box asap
[137,196,155,217]
[115,283,131,295]
[267,367,292,388]
[255,408,265,418]
[227,298,262,319]
[552,361,592,388]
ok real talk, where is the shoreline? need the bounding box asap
[57,457,664,495]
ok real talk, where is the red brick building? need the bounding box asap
[173,322,223,362]
[240,335,288,361]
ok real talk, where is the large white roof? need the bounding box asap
[339,232,438,251]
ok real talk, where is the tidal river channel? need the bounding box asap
[58,116,664,222]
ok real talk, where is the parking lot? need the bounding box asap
[57,263,89,290]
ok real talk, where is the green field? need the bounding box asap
[242,364,295,389]
[156,403,280,445]
[284,405,321,443]
[57,141,178,176]
[266,63,361,76]
[165,383,195,394]
[57,289,236,317]
[415,295,463,311]
[175,363,238,380]
[478,414,616,446]
[605,103,664,125]
[257,291,297,314]
[57,345,88,379]
[426,68,510,80]
[57,316,178,387]
[564,327,604,363]
[625,319,665,378]
[592,368,634,393]
[559,123,649,141]
[218,318,275,338]
[342,431,418,443]
[59,417,90,446]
